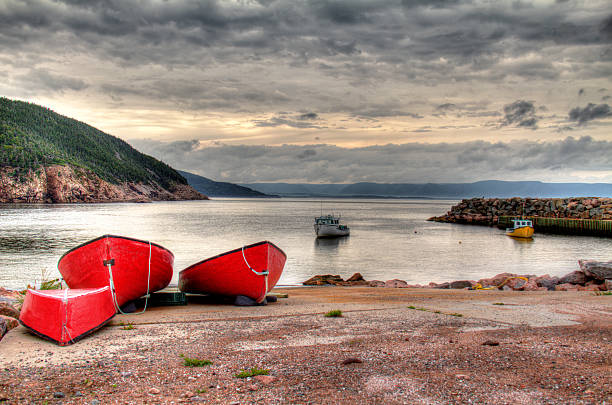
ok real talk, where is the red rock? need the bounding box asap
[341,358,362,365]
[585,280,605,291]
[578,260,612,281]
[558,271,587,285]
[450,280,472,289]
[384,279,408,288]
[303,275,344,286]
[535,274,559,291]
[555,283,579,291]
[605,280,612,291]
[521,279,540,291]
[346,273,364,282]
[368,280,385,287]
[0,302,19,319]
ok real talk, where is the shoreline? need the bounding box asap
[1,286,611,403]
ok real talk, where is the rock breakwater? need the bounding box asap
[429,197,612,226]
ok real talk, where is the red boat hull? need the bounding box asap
[58,235,173,308]
[19,287,116,346]
[179,241,286,303]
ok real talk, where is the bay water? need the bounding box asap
[1,198,611,290]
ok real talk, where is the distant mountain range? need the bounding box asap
[178,170,272,198]
[242,181,612,198]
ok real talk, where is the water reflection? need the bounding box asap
[0,235,79,253]
[508,236,535,244]
[314,236,350,251]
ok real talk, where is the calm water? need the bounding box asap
[1,198,611,290]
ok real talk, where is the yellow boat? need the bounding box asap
[506,218,534,238]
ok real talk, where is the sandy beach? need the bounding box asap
[1,286,611,404]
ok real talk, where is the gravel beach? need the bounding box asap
[1,287,611,404]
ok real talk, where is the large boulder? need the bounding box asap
[0,315,19,339]
[368,280,385,287]
[346,273,364,282]
[535,275,559,291]
[578,260,612,281]
[558,271,587,285]
[0,302,20,319]
[555,283,579,291]
[385,279,408,288]
[303,274,344,286]
[477,273,517,288]
[450,280,473,289]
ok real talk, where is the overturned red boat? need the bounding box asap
[179,241,286,303]
[19,287,116,346]
[58,235,174,308]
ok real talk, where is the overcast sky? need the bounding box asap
[2,0,611,183]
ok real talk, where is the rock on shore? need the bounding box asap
[303,260,612,292]
[0,287,22,341]
[0,165,207,203]
[428,197,612,225]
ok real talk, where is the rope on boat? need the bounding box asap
[471,276,529,290]
[242,245,269,303]
[105,237,152,315]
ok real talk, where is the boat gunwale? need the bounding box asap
[58,234,174,264]
[179,240,286,276]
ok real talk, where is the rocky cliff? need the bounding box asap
[429,197,612,226]
[0,165,207,203]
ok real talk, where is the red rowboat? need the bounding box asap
[19,287,115,346]
[179,241,286,303]
[58,235,174,308]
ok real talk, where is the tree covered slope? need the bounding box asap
[0,97,185,189]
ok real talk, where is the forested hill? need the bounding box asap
[0,97,205,203]
[0,97,184,188]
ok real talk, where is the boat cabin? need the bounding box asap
[511,219,533,228]
[315,215,341,225]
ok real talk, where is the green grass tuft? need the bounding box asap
[235,367,270,378]
[180,354,213,367]
[407,305,416,309]
[325,309,343,318]
[449,313,464,317]
[593,291,611,296]
[492,302,505,305]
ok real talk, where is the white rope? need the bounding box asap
[241,245,269,303]
[106,237,152,315]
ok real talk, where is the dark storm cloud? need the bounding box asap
[568,103,612,125]
[1,0,611,132]
[299,112,319,120]
[129,136,612,183]
[500,100,538,129]
[252,112,326,129]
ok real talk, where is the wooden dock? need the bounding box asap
[498,216,612,237]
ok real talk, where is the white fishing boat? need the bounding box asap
[314,214,350,238]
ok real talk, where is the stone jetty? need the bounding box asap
[428,197,612,226]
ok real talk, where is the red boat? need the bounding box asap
[58,235,174,308]
[19,287,116,346]
[179,241,286,303]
